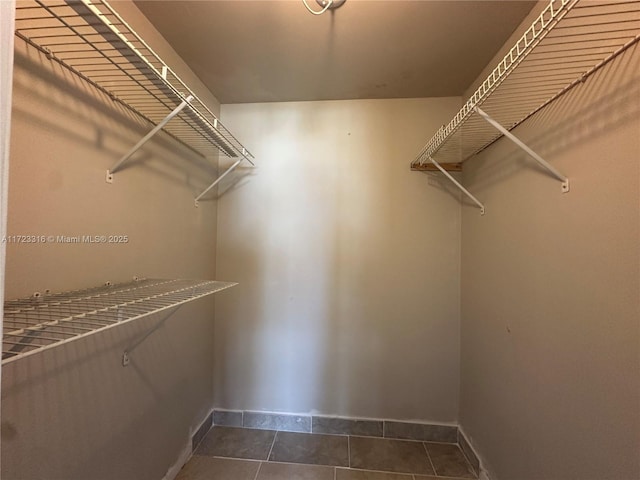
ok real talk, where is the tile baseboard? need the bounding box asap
[191,410,214,451]
[212,409,459,444]
[244,411,311,433]
[457,427,481,476]
[384,420,457,443]
[313,416,383,437]
[213,409,243,427]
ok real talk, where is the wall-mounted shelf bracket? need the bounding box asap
[474,106,569,193]
[194,156,245,207]
[429,156,485,215]
[106,95,194,184]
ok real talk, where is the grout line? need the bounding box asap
[437,476,479,480]
[349,433,455,445]
[212,456,261,463]
[457,446,478,477]
[252,461,263,480]
[337,466,416,477]
[266,431,278,461]
[334,466,337,480]
[422,442,438,477]
[420,440,459,446]
[347,436,351,468]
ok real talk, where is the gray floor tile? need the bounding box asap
[195,426,276,460]
[349,436,434,475]
[336,468,414,479]
[175,456,260,480]
[257,461,335,480]
[269,431,349,467]
[425,442,477,478]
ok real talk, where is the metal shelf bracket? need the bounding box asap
[194,156,245,206]
[106,95,194,183]
[474,106,570,193]
[429,156,485,215]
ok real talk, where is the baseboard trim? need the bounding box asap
[165,408,214,480]
[192,410,214,451]
[458,425,491,480]
[213,409,458,443]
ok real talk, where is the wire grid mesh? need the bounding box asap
[413,0,640,166]
[14,0,254,163]
[2,278,236,364]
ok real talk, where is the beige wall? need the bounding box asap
[2,2,222,479]
[215,98,462,422]
[459,39,640,480]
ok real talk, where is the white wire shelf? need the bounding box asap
[411,0,640,168]
[14,0,254,198]
[2,278,236,365]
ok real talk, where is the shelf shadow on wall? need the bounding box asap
[461,43,640,194]
[197,165,256,202]
[422,170,471,207]
[12,43,221,192]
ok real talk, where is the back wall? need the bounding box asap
[215,97,462,422]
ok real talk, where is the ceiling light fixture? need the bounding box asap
[302,0,346,16]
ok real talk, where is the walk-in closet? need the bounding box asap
[1,1,638,479]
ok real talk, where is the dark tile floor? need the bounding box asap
[176,426,477,480]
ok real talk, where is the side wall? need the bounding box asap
[459,39,640,480]
[2,3,222,479]
[215,98,463,422]
[0,0,16,475]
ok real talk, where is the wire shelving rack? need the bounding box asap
[14,0,254,202]
[411,0,640,213]
[2,278,236,365]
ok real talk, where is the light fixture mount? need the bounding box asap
[316,0,346,9]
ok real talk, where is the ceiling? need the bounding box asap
[134,0,536,104]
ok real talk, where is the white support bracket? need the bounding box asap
[429,156,485,215]
[106,95,194,183]
[194,157,244,207]
[474,106,569,193]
